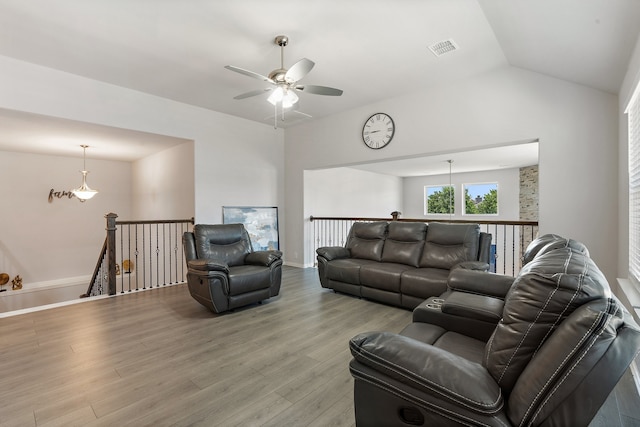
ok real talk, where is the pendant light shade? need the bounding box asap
[72,145,98,202]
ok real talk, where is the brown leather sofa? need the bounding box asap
[316,221,492,309]
[348,235,640,426]
[183,223,283,313]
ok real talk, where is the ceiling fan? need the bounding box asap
[225,35,343,128]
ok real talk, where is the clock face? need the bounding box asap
[362,113,395,149]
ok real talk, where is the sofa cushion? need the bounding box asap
[400,268,449,300]
[522,233,590,265]
[381,222,427,267]
[420,223,481,269]
[360,262,413,292]
[347,221,388,261]
[227,265,272,295]
[326,258,378,284]
[483,247,610,393]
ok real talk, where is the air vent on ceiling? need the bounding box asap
[428,39,459,57]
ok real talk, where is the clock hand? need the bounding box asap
[369,130,381,133]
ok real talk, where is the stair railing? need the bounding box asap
[83,213,194,297]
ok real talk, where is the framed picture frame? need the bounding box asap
[222,206,279,251]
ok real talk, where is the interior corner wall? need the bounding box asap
[0,54,285,277]
[618,33,640,279]
[132,141,195,220]
[285,66,619,282]
[0,150,131,284]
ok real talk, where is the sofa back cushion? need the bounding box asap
[381,222,427,267]
[419,223,480,269]
[347,222,388,261]
[193,223,252,267]
[483,247,610,394]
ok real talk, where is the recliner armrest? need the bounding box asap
[245,250,283,266]
[187,258,229,273]
[349,331,503,414]
[316,246,350,261]
[441,291,504,323]
[453,261,490,271]
[447,269,514,298]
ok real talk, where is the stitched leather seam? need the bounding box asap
[533,251,587,359]
[353,344,502,410]
[518,305,605,426]
[350,367,506,427]
[495,249,581,385]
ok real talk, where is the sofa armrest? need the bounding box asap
[187,258,229,273]
[349,331,502,414]
[245,250,283,266]
[447,269,514,298]
[316,246,350,261]
[453,261,490,271]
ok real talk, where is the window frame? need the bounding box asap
[424,184,456,216]
[462,182,499,216]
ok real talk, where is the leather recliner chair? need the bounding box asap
[349,245,640,426]
[183,224,283,313]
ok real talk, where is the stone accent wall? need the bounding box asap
[519,165,539,268]
[520,165,539,221]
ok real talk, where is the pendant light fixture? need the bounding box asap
[72,144,98,202]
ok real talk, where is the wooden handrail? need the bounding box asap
[309,215,538,227]
[116,218,194,226]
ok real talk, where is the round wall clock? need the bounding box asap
[362,113,395,149]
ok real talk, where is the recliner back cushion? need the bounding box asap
[419,223,480,269]
[483,248,610,394]
[522,234,590,265]
[381,222,427,267]
[194,224,252,267]
[347,222,388,261]
[507,298,631,426]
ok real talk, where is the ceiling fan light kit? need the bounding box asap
[225,35,343,129]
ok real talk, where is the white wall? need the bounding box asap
[0,150,131,284]
[132,141,195,220]
[285,66,619,282]
[0,55,284,291]
[402,168,520,220]
[305,167,403,217]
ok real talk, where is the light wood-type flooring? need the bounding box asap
[0,266,638,426]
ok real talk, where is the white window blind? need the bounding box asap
[629,83,640,285]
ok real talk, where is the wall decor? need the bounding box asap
[48,189,76,202]
[222,206,279,251]
[11,275,22,290]
[0,273,9,292]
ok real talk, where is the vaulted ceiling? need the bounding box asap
[0,0,638,165]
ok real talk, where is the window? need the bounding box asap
[425,185,455,215]
[464,183,498,215]
[628,82,640,285]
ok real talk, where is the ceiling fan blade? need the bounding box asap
[225,65,274,84]
[285,58,315,83]
[233,88,272,100]
[295,85,343,96]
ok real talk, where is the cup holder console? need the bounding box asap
[425,303,442,310]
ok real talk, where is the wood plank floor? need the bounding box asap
[0,266,638,426]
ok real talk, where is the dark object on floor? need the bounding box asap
[183,223,282,313]
[317,221,492,309]
[349,234,640,426]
